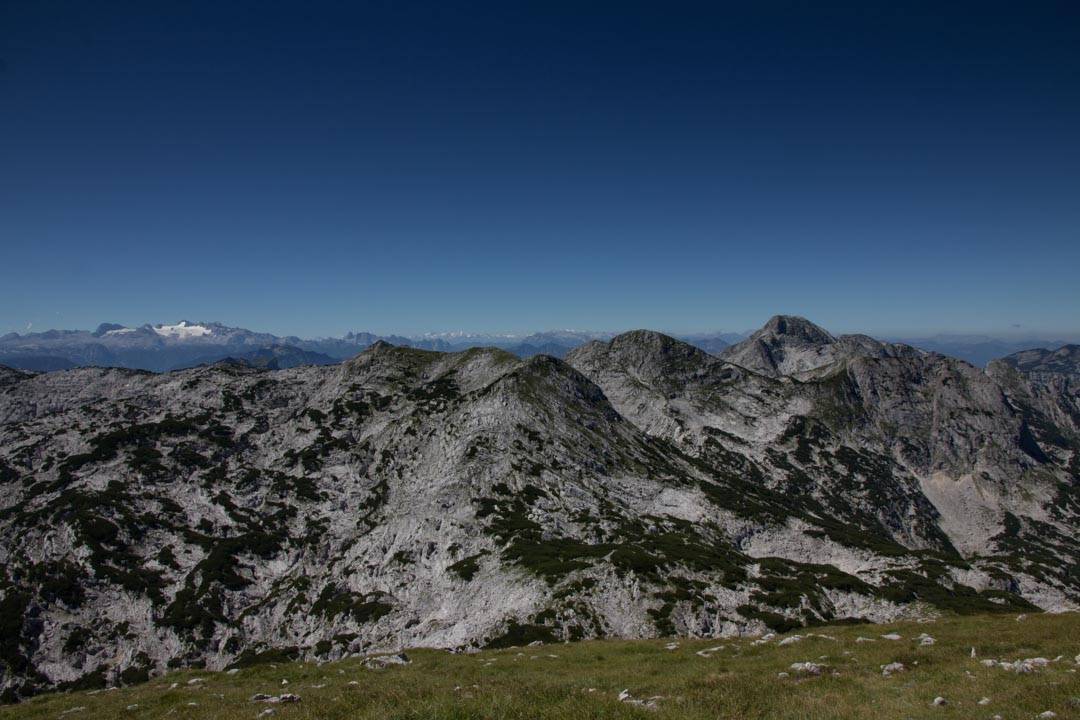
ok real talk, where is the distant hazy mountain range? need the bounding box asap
[882,334,1080,368]
[0,320,1073,373]
[0,322,735,372]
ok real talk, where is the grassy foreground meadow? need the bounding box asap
[3,613,1078,720]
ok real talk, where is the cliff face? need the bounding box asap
[1,321,1077,701]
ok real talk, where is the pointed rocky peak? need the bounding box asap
[567,330,717,380]
[92,322,126,337]
[757,315,836,346]
[608,329,696,350]
[604,329,705,360]
[721,316,841,377]
[491,351,621,422]
[343,338,432,373]
[722,319,920,378]
[581,329,707,357]
[343,339,525,394]
[368,339,396,352]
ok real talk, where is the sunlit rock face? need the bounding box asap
[1,318,1077,701]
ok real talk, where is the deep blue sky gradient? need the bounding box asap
[2,1,1078,337]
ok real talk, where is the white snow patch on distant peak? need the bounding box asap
[104,327,135,335]
[153,321,212,339]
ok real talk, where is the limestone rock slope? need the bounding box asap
[997,345,1080,381]
[1,321,1078,702]
[718,315,923,378]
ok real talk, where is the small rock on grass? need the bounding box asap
[363,652,411,670]
[881,662,904,677]
[251,693,301,704]
[618,689,663,709]
[932,696,947,707]
[789,662,824,676]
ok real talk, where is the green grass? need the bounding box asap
[3,613,1079,719]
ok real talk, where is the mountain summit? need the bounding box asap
[720,315,921,377]
[0,316,1077,701]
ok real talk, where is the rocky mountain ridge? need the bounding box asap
[0,317,1077,702]
[0,324,726,372]
[717,315,925,378]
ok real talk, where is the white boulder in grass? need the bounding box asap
[363,653,412,670]
[618,689,663,709]
[931,696,947,707]
[881,633,902,641]
[251,694,301,704]
[881,662,905,677]
[996,657,1050,673]
[789,662,825,676]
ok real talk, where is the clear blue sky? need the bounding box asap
[2,1,1078,338]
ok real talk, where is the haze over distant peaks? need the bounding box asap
[0,316,1075,375]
